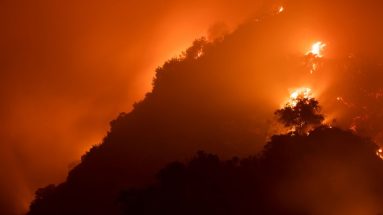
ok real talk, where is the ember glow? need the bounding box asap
[377,148,383,160]
[308,42,326,58]
[305,41,326,74]
[196,49,204,59]
[287,87,313,107]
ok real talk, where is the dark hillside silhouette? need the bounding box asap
[120,127,383,215]
[27,34,274,215]
[27,1,383,214]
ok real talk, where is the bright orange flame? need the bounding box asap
[287,87,313,107]
[305,41,326,74]
[307,41,326,57]
[196,49,204,59]
[376,148,383,160]
[278,6,284,13]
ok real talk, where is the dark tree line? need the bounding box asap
[28,96,383,215]
[119,126,383,215]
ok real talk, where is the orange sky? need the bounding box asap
[0,0,268,214]
[3,0,383,214]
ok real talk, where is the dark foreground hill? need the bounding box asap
[120,127,383,215]
[30,126,383,215]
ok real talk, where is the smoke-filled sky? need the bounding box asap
[2,0,383,214]
[0,0,265,213]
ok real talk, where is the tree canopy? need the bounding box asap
[275,97,324,135]
[119,127,383,215]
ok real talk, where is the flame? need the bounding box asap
[377,148,383,160]
[196,49,204,59]
[307,41,326,58]
[287,87,313,107]
[278,6,284,13]
[305,41,326,74]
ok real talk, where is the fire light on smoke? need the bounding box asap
[287,87,313,107]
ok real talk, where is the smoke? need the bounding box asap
[3,0,383,214]
[0,0,267,214]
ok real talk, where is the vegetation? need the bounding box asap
[275,97,324,135]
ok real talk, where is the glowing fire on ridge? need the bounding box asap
[287,87,313,107]
[377,148,383,160]
[305,41,326,74]
[307,41,326,58]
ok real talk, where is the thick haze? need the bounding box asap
[3,0,383,214]
[0,0,263,214]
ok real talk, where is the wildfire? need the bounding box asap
[287,87,313,107]
[377,148,383,160]
[278,6,284,13]
[196,49,204,59]
[307,41,326,58]
[305,41,326,74]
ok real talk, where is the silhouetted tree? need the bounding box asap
[29,185,56,215]
[275,97,324,135]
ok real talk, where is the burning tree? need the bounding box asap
[275,89,324,135]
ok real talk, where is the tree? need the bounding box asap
[119,128,383,215]
[275,97,324,135]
